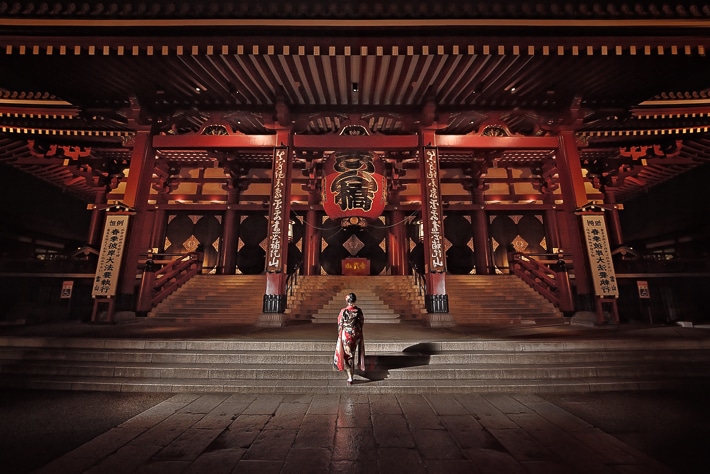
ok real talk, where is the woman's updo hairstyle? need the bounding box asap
[346,293,357,304]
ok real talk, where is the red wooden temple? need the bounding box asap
[1,1,709,326]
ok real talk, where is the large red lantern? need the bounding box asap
[322,150,387,219]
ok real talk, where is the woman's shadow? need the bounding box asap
[357,342,437,382]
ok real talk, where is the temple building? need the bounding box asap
[1,1,709,327]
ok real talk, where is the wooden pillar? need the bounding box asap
[303,186,321,276]
[419,132,452,325]
[543,194,561,252]
[119,129,155,297]
[556,130,592,295]
[261,131,292,320]
[219,190,240,275]
[87,188,107,248]
[149,208,166,252]
[150,194,168,252]
[472,191,492,275]
[219,209,239,275]
[398,211,409,276]
[604,190,623,248]
[388,210,407,276]
[303,209,320,276]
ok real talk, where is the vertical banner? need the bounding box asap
[266,147,289,273]
[92,214,130,297]
[581,214,619,297]
[422,147,445,272]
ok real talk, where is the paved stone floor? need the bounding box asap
[2,388,709,474]
[2,320,709,473]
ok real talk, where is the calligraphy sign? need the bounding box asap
[92,214,129,297]
[322,150,386,219]
[266,147,290,272]
[637,280,650,299]
[60,280,74,299]
[581,214,619,297]
[423,147,445,272]
[342,258,370,275]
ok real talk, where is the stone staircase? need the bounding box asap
[446,274,566,325]
[145,273,564,326]
[1,333,710,394]
[288,275,426,324]
[148,275,266,323]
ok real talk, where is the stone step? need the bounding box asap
[288,276,426,323]
[450,317,565,326]
[2,335,710,394]
[2,373,709,395]
[445,275,564,325]
[449,304,559,311]
[309,286,404,323]
[135,316,262,324]
[157,306,262,313]
[316,306,399,315]
[149,275,265,319]
[2,348,708,366]
[151,273,564,327]
[4,335,705,351]
[3,360,710,384]
[182,282,264,287]
[312,318,401,324]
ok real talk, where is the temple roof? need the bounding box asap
[1,1,710,204]
[1,1,709,21]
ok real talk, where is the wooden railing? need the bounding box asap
[135,251,203,316]
[411,267,426,297]
[508,252,574,313]
[286,260,302,297]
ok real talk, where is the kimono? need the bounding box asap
[333,304,365,372]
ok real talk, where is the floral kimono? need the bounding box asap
[333,304,365,372]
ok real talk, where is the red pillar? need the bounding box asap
[119,129,155,296]
[263,131,292,315]
[219,189,240,274]
[543,193,561,252]
[219,210,239,275]
[87,188,107,248]
[604,190,623,248]
[388,210,407,276]
[557,130,592,295]
[472,191,492,275]
[419,134,449,316]
[150,193,168,252]
[303,208,320,276]
[149,208,166,251]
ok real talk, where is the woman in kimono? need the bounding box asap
[333,292,365,385]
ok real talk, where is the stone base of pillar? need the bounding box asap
[426,313,456,328]
[263,294,287,313]
[425,294,449,313]
[256,313,287,327]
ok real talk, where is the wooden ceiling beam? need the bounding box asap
[152,134,278,149]
[434,134,559,149]
[293,134,419,151]
[0,105,79,118]
[632,105,710,118]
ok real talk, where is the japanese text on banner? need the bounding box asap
[581,215,619,297]
[92,214,129,297]
[424,149,445,272]
[266,148,287,271]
